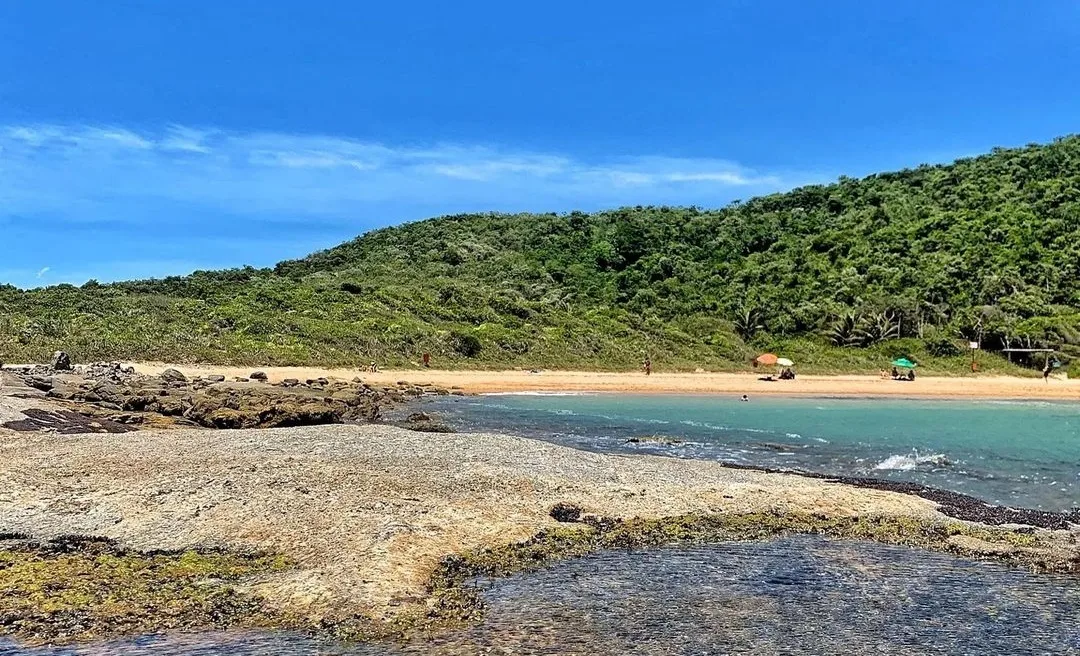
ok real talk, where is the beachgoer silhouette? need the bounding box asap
[907,369,915,381]
[1043,360,1052,382]
[740,394,749,402]
[643,358,652,376]
[891,367,899,379]
[422,353,430,368]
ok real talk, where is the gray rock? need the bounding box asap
[51,351,72,371]
[206,374,226,383]
[160,368,188,383]
[250,371,268,381]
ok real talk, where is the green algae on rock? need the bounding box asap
[0,511,1076,646]
[411,511,1078,635]
[0,537,290,645]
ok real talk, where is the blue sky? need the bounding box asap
[2,1,1079,288]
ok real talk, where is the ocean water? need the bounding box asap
[4,536,1078,655]
[423,394,1080,511]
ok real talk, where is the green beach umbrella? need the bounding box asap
[890,358,917,369]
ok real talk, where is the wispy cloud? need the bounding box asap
[0,124,816,227]
[0,123,829,287]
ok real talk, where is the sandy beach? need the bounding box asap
[129,364,1080,400]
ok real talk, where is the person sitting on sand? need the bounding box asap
[907,369,915,381]
[369,361,378,373]
[879,368,888,379]
[891,367,899,380]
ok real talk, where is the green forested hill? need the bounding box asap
[4,136,1080,373]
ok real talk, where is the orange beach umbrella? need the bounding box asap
[755,353,779,366]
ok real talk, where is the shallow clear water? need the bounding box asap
[5,536,1079,655]
[424,394,1080,511]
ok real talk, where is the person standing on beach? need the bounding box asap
[642,357,652,376]
[1043,358,1053,382]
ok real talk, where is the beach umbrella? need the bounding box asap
[776,357,794,367]
[755,353,778,366]
[890,358,917,369]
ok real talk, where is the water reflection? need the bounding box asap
[4,536,1079,655]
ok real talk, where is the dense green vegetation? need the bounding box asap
[4,136,1080,375]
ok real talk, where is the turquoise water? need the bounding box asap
[5,536,1079,654]
[425,394,1080,511]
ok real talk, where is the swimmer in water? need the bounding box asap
[740,394,749,402]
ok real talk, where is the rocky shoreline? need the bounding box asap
[1,412,1077,646]
[2,355,461,432]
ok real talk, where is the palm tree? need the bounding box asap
[733,307,765,340]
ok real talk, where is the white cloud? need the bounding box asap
[160,125,215,154]
[0,123,818,226]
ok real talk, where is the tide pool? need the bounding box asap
[5,536,1078,655]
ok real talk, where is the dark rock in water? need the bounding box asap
[250,371,268,381]
[206,374,227,383]
[625,435,685,446]
[50,351,72,371]
[550,502,584,523]
[407,411,431,422]
[756,442,806,452]
[160,368,188,383]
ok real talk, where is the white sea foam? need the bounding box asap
[481,391,598,397]
[679,420,727,430]
[874,450,950,471]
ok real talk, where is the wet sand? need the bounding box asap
[129,364,1080,400]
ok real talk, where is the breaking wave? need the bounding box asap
[874,450,951,471]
